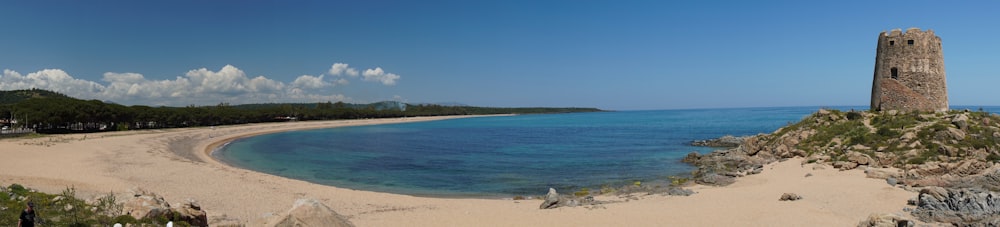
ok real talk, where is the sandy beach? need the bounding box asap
[0,115,920,226]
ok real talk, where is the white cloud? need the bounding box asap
[1,69,106,99]
[362,67,401,86]
[1,62,400,106]
[291,74,328,89]
[6,65,357,106]
[328,63,359,77]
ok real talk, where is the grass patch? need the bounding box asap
[0,183,187,226]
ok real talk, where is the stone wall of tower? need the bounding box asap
[870,28,948,112]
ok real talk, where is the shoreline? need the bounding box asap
[0,114,920,226]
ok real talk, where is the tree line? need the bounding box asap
[0,89,602,134]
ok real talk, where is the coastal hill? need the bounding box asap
[686,109,1000,225]
[0,89,71,104]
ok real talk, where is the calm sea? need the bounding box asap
[214,106,996,197]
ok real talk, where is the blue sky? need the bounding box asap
[1,1,998,110]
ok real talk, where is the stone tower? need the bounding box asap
[870,28,948,112]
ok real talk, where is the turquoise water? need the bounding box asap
[215,106,883,197]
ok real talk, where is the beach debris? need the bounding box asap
[269,198,353,227]
[804,173,813,177]
[539,188,561,209]
[856,213,913,227]
[778,193,802,201]
[911,186,1000,225]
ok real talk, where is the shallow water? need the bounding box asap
[216,106,993,197]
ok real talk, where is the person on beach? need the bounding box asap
[18,201,37,227]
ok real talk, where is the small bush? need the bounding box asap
[846,112,863,120]
[876,127,899,138]
[9,184,27,194]
[988,153,1000,162]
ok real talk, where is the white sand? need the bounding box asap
[0,115,920,226]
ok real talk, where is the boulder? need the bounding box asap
[123,188,172,221]
[173,199,208,227]
[952,114,970,130]
[779,193,802,201]
[856,213,913,227]
[833,161,859,170]
[911,186,1000,225]
[269,199,353,227]
[681,151,700,164]
[936,127,966,141]
[696,173,736,186]
[949,159,992,177]
[899,132,917,141]
[846,152,873,166]
[539,188,561,209]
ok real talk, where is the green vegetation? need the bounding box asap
[787,109,1000,166]
[0,184,184,226]
[0,89,602,134]
[573,188,591,197]
[668,176,689,187]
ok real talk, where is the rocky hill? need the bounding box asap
[685,109,1000,226]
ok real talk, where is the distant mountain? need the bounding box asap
[0,89,72,104]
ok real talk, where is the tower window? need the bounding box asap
[889,40,895,46]
[908,40,914,45]
[890,67,898,79]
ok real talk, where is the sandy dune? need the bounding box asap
[0,115,919,226]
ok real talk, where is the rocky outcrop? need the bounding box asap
[779,193,802,201]
[538,188,606,209]
[857,213,913,227]
[122,188,208,226]
[269,199,353,227]
[123,188,173,221]
[174,199,208,227]
[682,109,1000,225]
[665,187,694,196]
[911,187,1000,226]
[949,169,1000,191]
[691,135,749,147]
[682,150,768,186]
[952,114,970,130]
[539,188,561,209]
[864,167,900,180]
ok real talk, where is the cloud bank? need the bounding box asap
[0,63,402,106]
